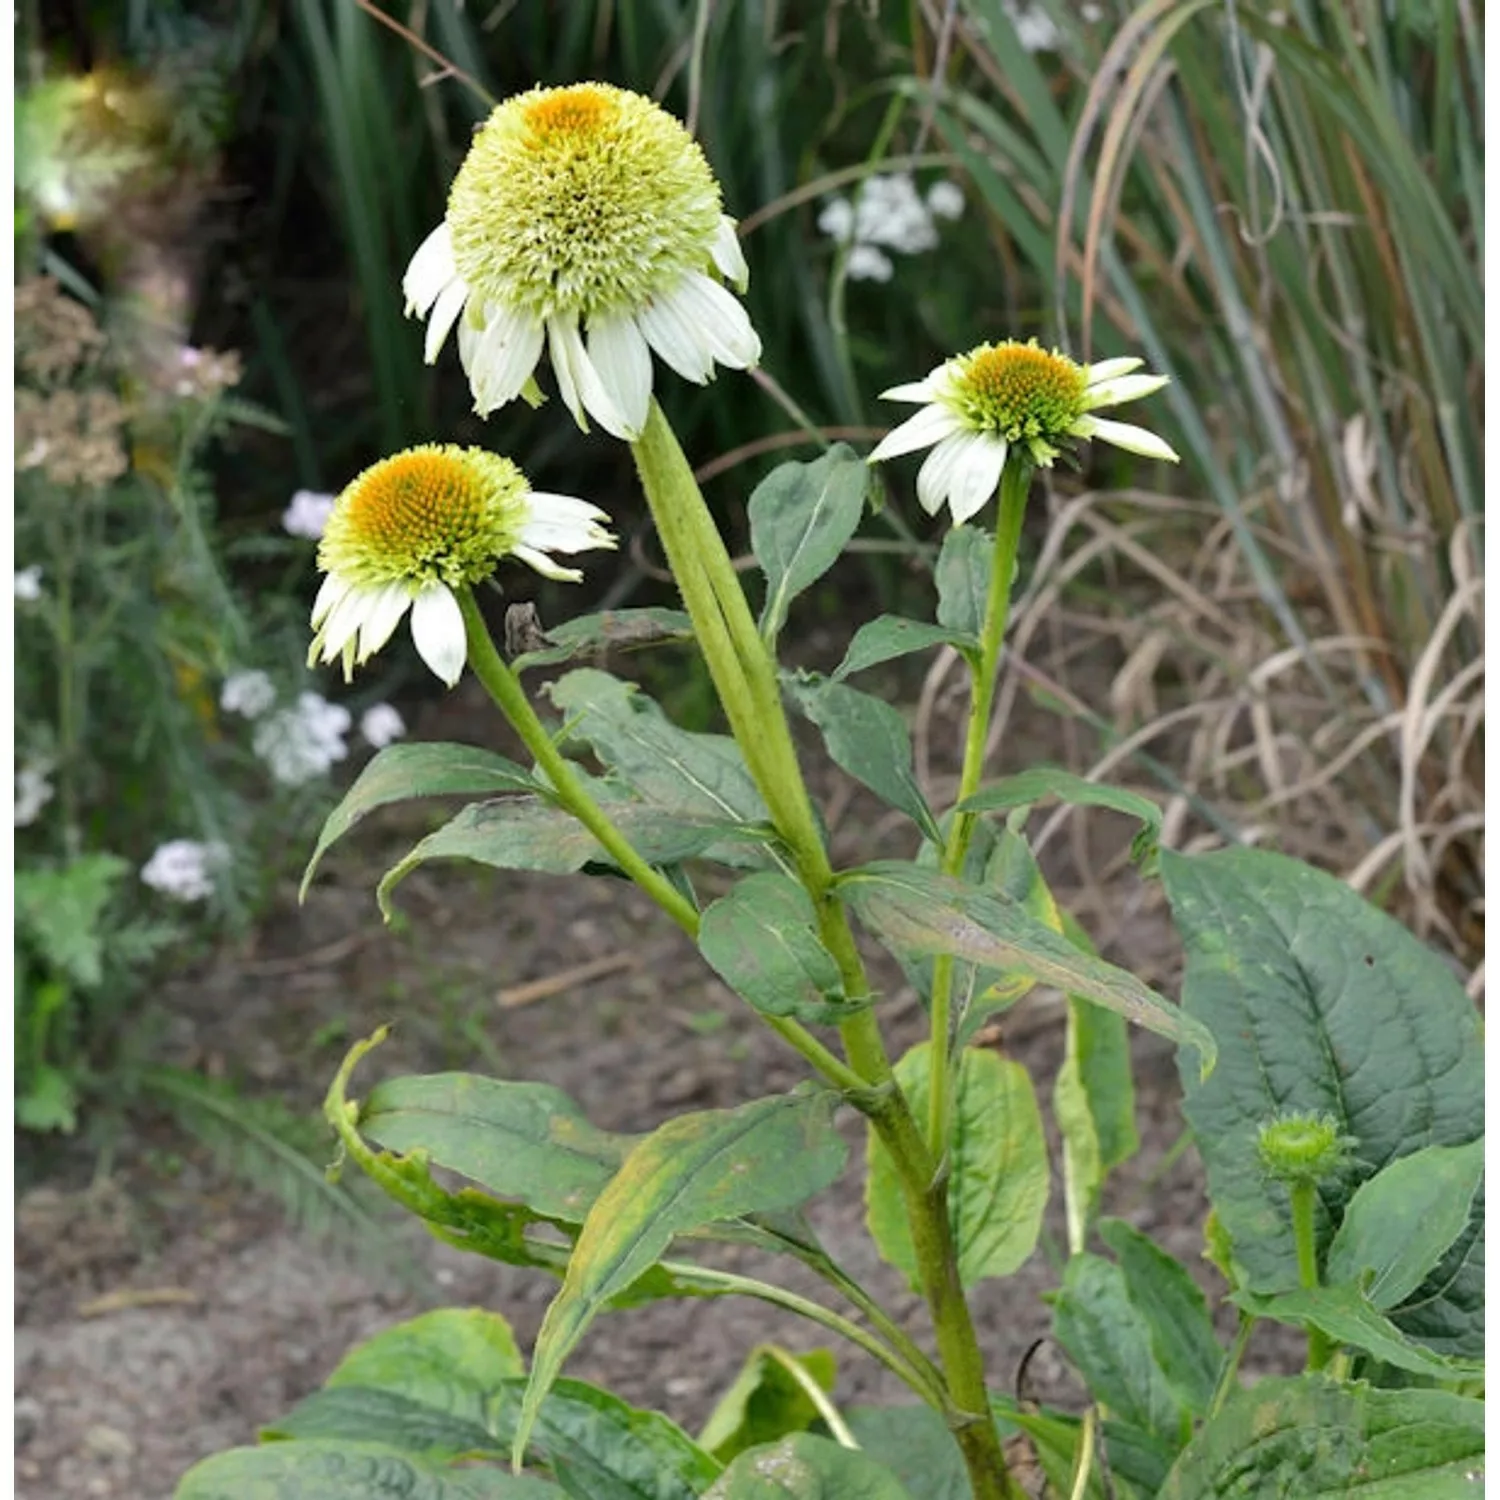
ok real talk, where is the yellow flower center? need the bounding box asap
[948,340,1088,445]
[521,84,613,139]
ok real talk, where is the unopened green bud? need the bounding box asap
[1256,1110,1355,1186]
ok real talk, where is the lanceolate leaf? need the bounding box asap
[695,1346,838,1465]
[1156,1374,1485,1500]
[934,524,991,638]
[515,1091,849,1469]
[837,861,1215,1070]
[831,616,978,681]
[749,445,869,646]
[1163,847,1483,1355]
[303,743,536,896]
[959,767,1163,865]
[511,608,695,674]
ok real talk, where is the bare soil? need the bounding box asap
[15,665,1276,1500]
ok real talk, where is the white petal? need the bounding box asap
[868,402,965,463]
[1080,372,1169,411]
[511,544,584,583]
[463,302,546,416]
[403,223,458,317]
[310,570,352,628]
[587,313,653,439]
[916,432,983,517]
[878,377,940,403]
[423,279,468,365]
[711,215,749,291]
[636,289,714,383]
[947,436,1007,524]
[409,585,468,686]
[660,272,761,371]
[1075,415,1180,462]
[547,315,630,438]
[355,583,414,663]
[519,492,616,553]
[319,585,376,659]
[1083,355,1143,385]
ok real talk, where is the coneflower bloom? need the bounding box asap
[308,445,615,687]
[403,82,760,442]
[868,340,1178,523]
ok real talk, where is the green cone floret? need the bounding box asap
[404,82,760,441]
[868,340,1178,523]
[308,445,615,688]
[1256,1110,1357,1186]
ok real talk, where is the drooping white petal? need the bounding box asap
[547,315,630,439]
[710,215,750,291]
[946,434,1007,524]
[511,544,584,583]
[310,570,352,629]
[1074,415,1180,462]
[403,223,458,317]
[355,582,414,663]
[423,279,469,365]
[1083,355,1143,385]
[317,583,376,662]
[877,377,941,403]
[1079,371,1169,411]
[635,286,717,383]
[464,303,546,416]
[660,272,761,370]
[519,492,616,553]
[868,402,966,463]
[409,584,468,686]
[915,432,983,517]
[587,313,653,439]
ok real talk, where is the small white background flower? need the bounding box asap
[220,669,277,719]
[141,839,229,902]
[360,703,406,749]
[14,761,54,826]
[15,566,44,602]
[253,692,352,786]
[283,490,337,540]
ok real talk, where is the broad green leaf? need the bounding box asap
[749,445,869,645]
[1156,1374,1485,1499]
[359,1074,637,1223]
[704,1433,911,1498]
[516,1091,849,1468]
[934,525,990,638]
[1233,1285,1486,1381]
[787,677,941,843]
[1046,1252,1190,1449]
[15,1062,79,1134]
[262,1388,503,1462]
[174,1440,558,1499]
[842,1407,968,1500]
[1325,1139,1484,1309]
[489,1378,723,1500]
[303,744,535,895]
[548,670,769,829]
[698,873,851,1026]
[377,798,750,918]
[831,616,977,681]
[698,1346,838,1464]
[15,853,128,988]
[866,1042,1048,1290]
[1097,1219,1222,1416]
[1163,847,1482,1354]
[511,608,695,674]
[959,767,1163,865]
[837,861,1215,1070]
[326,1309,524,1424]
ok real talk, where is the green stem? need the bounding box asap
[1290,1179,1334,1371]
[1208,1311,1255,1417]
[927,461,1030,1154]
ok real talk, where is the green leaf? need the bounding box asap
[511,609,695,674]
[959,767,1163,865]
[866,1043,1048,1290]
[698,873,852,1026]
[698,1346,838,1464]
[359,1074,637,1224]
[489,1378,723,1500]
[1047,1252,1190,1449]
[786,677,941,843]
[262,1388,504,1462]
[516,1091,849,1468]
[1233,1285,1485,1381]
[174,1440,559,1498]
[15,1063,79,1133]
[326,1308,524,1424]
[1388,1182,1484,1358]
[841,1407,968,1500]
[15,853,128,988]
[749,445,869,645]
[303,744,535,896]
[934,526,989,638]
[989,1393,1173,1500]
[377,798,750,919]
[1156,1374,1485,1499]
[704,1433,911,1498]
[831,617,977,681]
[837,862,1215,1070]
[1162,847,1482,1354]
[1325,1139,1484,1309]
[1097,1219,1222,1416]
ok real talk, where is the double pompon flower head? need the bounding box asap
[868,340,1179,523]
[308,445,615,688]
[404,82,760,442]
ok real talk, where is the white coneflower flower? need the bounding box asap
[253,692,352,785]
[359,703,406,749]
[14,566,43,602]
[140,839,229,902]
[307,444,615,687]
[868,340,1178,523]
[403,82,760,441]
[283,489,337,540]
[220,668,277,720]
